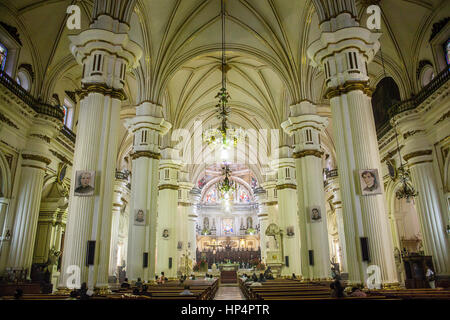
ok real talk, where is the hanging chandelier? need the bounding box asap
[203,0,244,151]
[217,165,236,200]
[393,125,418,202]
[379,45,417,203]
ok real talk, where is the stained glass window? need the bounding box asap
[62,105,69,126]
[0,43,7,71]
[445,39,450,66]
[204,188,218,203]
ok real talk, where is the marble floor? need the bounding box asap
[214,285,246,300]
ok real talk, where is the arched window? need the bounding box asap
[62,98,74,129]
[0,43,7,71]
[15,70,31,91]
[371,77,401,130]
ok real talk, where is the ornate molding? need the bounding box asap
[158,184,179,191]
[79,83,127,101]
[293,150,324,159]
[0,112,19,129]
[0,21,22,45]
[403,130,425,140]
[49,149,72,166]
[30,133,51,143]
[325,81,372,99]
[21,153,51,165]
[403,150,432,162]
[434,110,450,125]
[276,183,296,190]
[130,150,161,160]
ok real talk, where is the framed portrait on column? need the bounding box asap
[358,169,382,196]
[309,206,322,222]
[134,209,147,226]
[74,170,95,196]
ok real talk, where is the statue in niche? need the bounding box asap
[203,217,209,230]
[247,217,253,229]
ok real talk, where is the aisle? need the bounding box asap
[214,285,246,300]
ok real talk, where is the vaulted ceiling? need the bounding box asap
[1,0,448,181]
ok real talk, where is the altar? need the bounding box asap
[218,263,239,271]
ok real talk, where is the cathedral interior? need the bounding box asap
[0,0,449,303]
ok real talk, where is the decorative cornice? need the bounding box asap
[293,150,324,159]
[0,112,19,129]
[325,81,372,99]
[49,149,72,166]
[22,153,51,165]
[130,150,161,160]
[403,130,425,140]
[79,83,127,101]
[434,110,450,125]
[30,133,51,143]
[0,21,22,45]
[403,150,432,162]
[276,183,296,190]
[159,184,179,191]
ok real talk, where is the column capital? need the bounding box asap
[307,26,381,90]
[69,28,142,88]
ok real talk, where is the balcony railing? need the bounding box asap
[388,68,450,119]
[0,69,64,121]
[61,125,76,143]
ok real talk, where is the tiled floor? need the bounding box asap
[214,285,246,300]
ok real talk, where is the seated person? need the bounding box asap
[251,273,258,282]
[258,273,266,283]
[135,277,143,288]
[121,278,131,289]
[264,267,274,280]
[292,273,297,280]
[330,279,345,298]
[179,284,194,296]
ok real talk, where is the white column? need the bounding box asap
[156,148,182,279]
[7,118,59,279]
[271,148,302,276]
[108,177,127,278]
[178,171,194,272]
[254,187,269,262]
[282,101,331,280]
[59,22,142,291]
[395,119,450,275]
[125,102,171,282]
[188,188,201,261]
[308,22,397,285]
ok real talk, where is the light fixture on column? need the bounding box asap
[393,124,418,202]
[379,45,418,203]
[203,0,244,152]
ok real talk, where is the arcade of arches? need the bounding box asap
[0,0,449,293]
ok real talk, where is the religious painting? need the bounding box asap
[74,170,95,196]
[162,229,169,239]
[177,241,183,250]
[359,169,382,196]
[309,206,322,222]
[134,209,147,226]
[286,226,295,236]
[223,218,234,235]
[57,163,67,183]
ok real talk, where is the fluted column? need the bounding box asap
[177,171,194,272]
[325,171,348,274]
[188,188,201,261]
[395,117,450,275]
[7,117,60,279]
[59,19,142,291]
[308,18,397,285]
[156,148,182,278]
[271,147,301,276]
[108,176,128,277]
[125,102,171,282]
[254,187,269,262]
[282,101,330,280]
